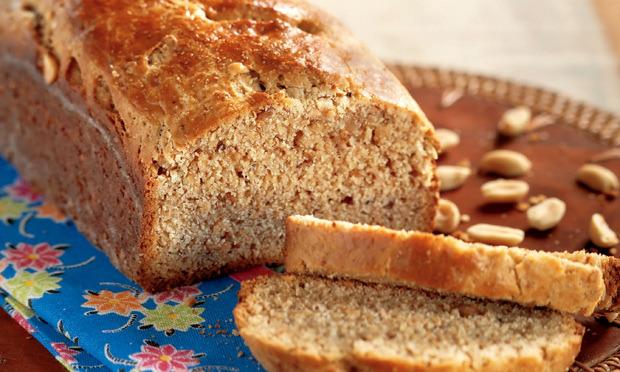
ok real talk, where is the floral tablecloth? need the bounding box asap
[0,156,268,371]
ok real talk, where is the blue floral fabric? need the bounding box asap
[0,156,267,372]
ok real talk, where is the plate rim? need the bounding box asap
[389,64,620,147]
[389,63,620,371]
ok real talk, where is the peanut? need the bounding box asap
[576,164,619,195]
[466,223,525,246]
[526,197,566,231]
[437,165,471,191]
[479,150,532,177]
[440,88,464,108]
[604,312,619,323]
[591,148,620,163]
[590,213,619,248]
[434,199,461,234]
[528,114,556,132]
[498,106,531,137]
[228,62,250,75]
[435,128,460,153]
[481,179,529,203]
[41,51,58,85]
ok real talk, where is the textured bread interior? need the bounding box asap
[149,90,437,286]
[237,275,582,370]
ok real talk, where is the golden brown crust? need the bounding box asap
[352,334,583,372]
[0,0,437,292]
[234,276,585,372]
[602,259,620,311]
[285,215,619,315]
[57,0,429,145]
[551,250,620,312]
[237,327,583,372]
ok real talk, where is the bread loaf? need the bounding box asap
[234,274,584,372]
[285,215,620,315]
[0,0,438,291]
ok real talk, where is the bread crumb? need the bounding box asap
[460,214,471,223]
[529,194,547,205]
[516,202,530,212]
[237,351,245,358]
[452,230,471,242]
[456,159,471,168]
[527,132,550,142]
[185,297,197,306]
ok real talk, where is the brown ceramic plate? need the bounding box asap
[389,64,620,371]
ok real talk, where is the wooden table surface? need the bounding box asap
[0,309,64,372]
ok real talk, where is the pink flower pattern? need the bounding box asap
[3,243,63,270]
[5,179,41,203]
[51,342,79,364]
[130,344,199,372]
[153,286,201,304]
[10,311,35,334]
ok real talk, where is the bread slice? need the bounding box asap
[234,274,584,372]
[285,215,620,315]
[0,0,438,291]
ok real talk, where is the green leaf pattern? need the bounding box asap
[5,271,62,304]
[140,303,205,332]
[0,196,30,223]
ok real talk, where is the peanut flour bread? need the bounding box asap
[285,215,620,315]
[0,0,438,291]
[234,274,584,372]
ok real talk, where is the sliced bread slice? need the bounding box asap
[285,215,620,315]
[234,274,583,372]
